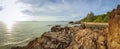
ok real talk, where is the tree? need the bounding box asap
[94,16,103,22]
[103,12,110,22]
[80,12,95,22]
[79,11,110,23]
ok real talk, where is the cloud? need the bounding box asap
[0,0,29,21]
[0,0,4,11]
[0,6,3,11]
[18,0,120,21]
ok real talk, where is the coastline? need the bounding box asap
[11,23,108,49]
[11,5,120,49]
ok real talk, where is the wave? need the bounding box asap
[0,38,31,47]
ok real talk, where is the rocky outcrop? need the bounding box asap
[51,25,64,32]
[11,25,108,49]
[11,26,80,49]
[66,28,108,49]
[107,5,120,49]
[12,5,120,49]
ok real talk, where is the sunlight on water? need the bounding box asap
[3,21,16,33]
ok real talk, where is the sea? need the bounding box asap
[0,21,68,49]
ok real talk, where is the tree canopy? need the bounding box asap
[80,12,110,23]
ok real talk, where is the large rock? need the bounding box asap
[107,5,120,49]
[51,25,64,32]
[66,28,108,49]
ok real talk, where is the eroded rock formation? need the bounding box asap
[107,5,120,49]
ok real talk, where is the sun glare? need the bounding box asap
[3,20,16,33]
[0,15,28,33]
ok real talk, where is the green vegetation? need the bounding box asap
[80,12,110,23]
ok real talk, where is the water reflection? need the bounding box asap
[0,21,67,49]
[0,21,14,49]
[3,21,16,33]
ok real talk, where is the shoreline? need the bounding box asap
[11,5,120,49]
[11,23,108,49]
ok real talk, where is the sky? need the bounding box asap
[0,0,120,21]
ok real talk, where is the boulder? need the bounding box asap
[69,21,74,24]
[51,25,64,32]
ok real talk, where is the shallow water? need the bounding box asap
[0,21,67,49]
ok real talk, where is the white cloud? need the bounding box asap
[0,6,3,11]
[0,0,29,21]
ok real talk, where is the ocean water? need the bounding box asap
[0,21,67,49]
